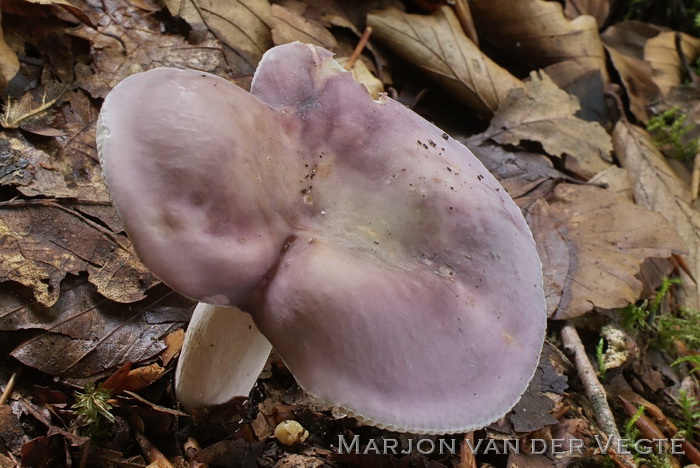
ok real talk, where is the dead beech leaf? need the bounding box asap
[645,31,700,98]
[2,278,193,378]
[161,0,272,75]
[367,6,524,117]
[527,184,686,319]
[564,0,610,28]
[0,11,19,94]
[19,0,95,27]
[613,121,700,309]
[479,71,612,179]
[0,200,157,306]
[470,0,607,80]
[70,0,226,99]
[601,22,664,122]
[271,4,336,50]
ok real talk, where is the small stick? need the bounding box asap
[0,368,20,406]
[561,323,637,468]
[691,153,700,201]
[457,432,477,468]
[675,32,699,89]
[129,413,174,468]
[451,0,479,47]
[345,26,372,70]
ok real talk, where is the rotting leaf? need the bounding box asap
[645,31,700,98]
[479,71,612,180]
[1,81,71,130]
[527,184,687,319]
[367,6,524,117]
[613,121,700,309]
[0,131,73,198]
[0,200,158,306]
[2,277,193,378]
[70,0,227,99]
[470,0,607,80]
[161,0,272,75]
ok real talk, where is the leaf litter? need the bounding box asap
[2,0,700,466]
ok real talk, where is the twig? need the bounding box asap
[457,432,477,468]
[345,26,373,70]
[605,83,628,123]
[0,368,20,406]
[675,32,699,89]
[129,413,174,468]
[692,153,700,201]
[451,0,479,47]
[561,323,637,468]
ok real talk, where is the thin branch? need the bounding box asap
[561,322,637,468]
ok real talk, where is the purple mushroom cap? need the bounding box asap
[97,42,546,434]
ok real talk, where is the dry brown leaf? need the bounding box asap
[367,6,524,117]
[601,22,664,122]
[1,278,193,377]
[564,0,610,28]
[0,11,19,94]
[479,71,612,179]
[19,0,95,27]
[470,0,607,80]
[0,200,157,306]
[161,0,272,75]
[613,121,700,309]
[70,0,227,98]
[645,31,700,98]
[270,4,336,50]
[527,184,686,319]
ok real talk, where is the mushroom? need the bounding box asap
[96,42,546,435]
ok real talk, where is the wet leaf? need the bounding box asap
[479,71,612,179]
[527,184,686,319]
[367,6,524,117]
[3,278,193,377]
[70,0,227,99]
[645,31,700,98]
[0,200,157,306]
[470,0,607,79]
[613,121,700,309]
[161,0,272,75]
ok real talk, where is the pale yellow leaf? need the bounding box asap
[367,6,523,117]
[162,0,272,74]
[470,0,607,81]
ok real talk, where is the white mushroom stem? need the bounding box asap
[175,303,272,410]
